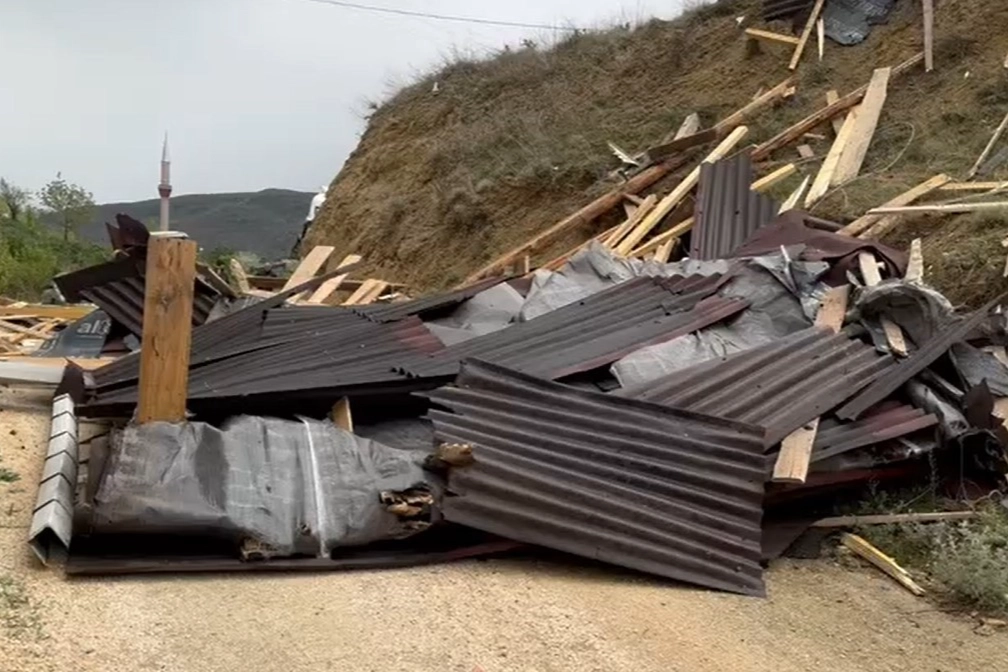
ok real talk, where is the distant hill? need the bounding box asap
[74,188,313,260]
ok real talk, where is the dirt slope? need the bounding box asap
[308,0,1008,296]
[1,395,1005,672]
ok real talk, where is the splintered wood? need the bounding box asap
[832,67,891,185]
[771,285,848,484]
[840,174,950,237]
[841,533,926,596]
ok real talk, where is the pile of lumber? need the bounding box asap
[0,302,94,355]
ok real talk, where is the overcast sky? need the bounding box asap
[2,0,690,202]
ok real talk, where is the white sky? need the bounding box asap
[1,0,690,202]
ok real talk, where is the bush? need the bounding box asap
[0,212,108,300]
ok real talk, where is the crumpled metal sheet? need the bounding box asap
[822,0,897,46]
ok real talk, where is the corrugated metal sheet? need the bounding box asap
[811,404,939,464]
[402,274,743,380]
[836,300,1002,420]
[28,394,77,564]
[356,276,508,322]
[83,313,444,416]
[54,256,220,337]
[692,156,779,260]
[618,327,896,446]
[428,359,767,596]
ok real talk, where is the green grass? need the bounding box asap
[0,575,45,641]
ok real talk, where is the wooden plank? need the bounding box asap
[714,79,794,135]
[811,511,977,528]
[772,419,820,483]
[644,128,719,162]
[137,236,197,424]
[968,109,1008,179]
[825,90,845,135]
[305,253,363,304]
[228,258,251,294]
[0,305,94,320]
[751,163,797,191]
[868,201,1008,215]
[281,245,335,296]
[805,107,860,207]
[463,158,683,282]
[905,238,924,283]
[922,0,934,72]
[628,217,694,258]
[839,174,951,236]
[858,250,883,285]
[939,181,1008,191]
[789,0,826,70]
[343,279,379,305]
[753,52,923,161]
[779,176,810,212]
[615,126,749,255]
[605,195,658,249]
[797,144,815,159]
[816,18,824,61]
[840,532,926,596]
[331,397,353,432]
[814,285,850,333]
[832,68,891,185]
[653,237,677,263]
[744,27,801,46]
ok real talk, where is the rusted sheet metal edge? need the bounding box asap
[810,410,938,464]
[428,359,767,596]
[692,156,778,260]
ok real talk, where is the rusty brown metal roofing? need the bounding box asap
[54,257,220,336]
[428,359,767,596]
[692,155,779,260]
[811,404,939,465]
[401,274,744,380]
[836,299,1003,420]
[618,327,896,447]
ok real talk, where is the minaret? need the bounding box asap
[158,133,172,231]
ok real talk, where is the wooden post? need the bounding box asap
[137,235,197,424]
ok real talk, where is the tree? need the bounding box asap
[38,173,95,241]
[0,178,30,221]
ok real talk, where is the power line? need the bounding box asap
[303,0,579,31]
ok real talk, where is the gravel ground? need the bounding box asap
[1,389,1005,672]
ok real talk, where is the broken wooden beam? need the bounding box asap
[832,67,891,185]
[839,174,950,236]
[137,235,197,424]
[753,52,923,161]
[840,532,926,596]
[868,202,1008,215]
[805,107,860,207]
[812,511,977,528]
[789,0,826,70]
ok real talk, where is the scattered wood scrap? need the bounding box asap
[606,194,658,249]
[789,0,826,70]
[812,511,976,528]
[714,79,794,136]
[905,238,924,283]
[967,109,1008,179]
[840,532,926,596]
[825,90,845,135]
[343,279,390,306]
[867,202,1008,215]
[0,305,94,320]
[744,27,800,46]
[779,176,810,212]
[840,174,950,237]
[797,144,815,159]
[660,112,700,144]
[751,163,797,191]
[806,107,860,207]
[628,217,694,258]
[816,17,825,62]
[305,253,364,304]
[283,245,335,301]
[832,67,891,185]
[939,181,1008,191]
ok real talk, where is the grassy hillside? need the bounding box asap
[308,0,1008,303]
[75,188,312,259]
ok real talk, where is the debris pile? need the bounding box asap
[19,9,1008,599]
